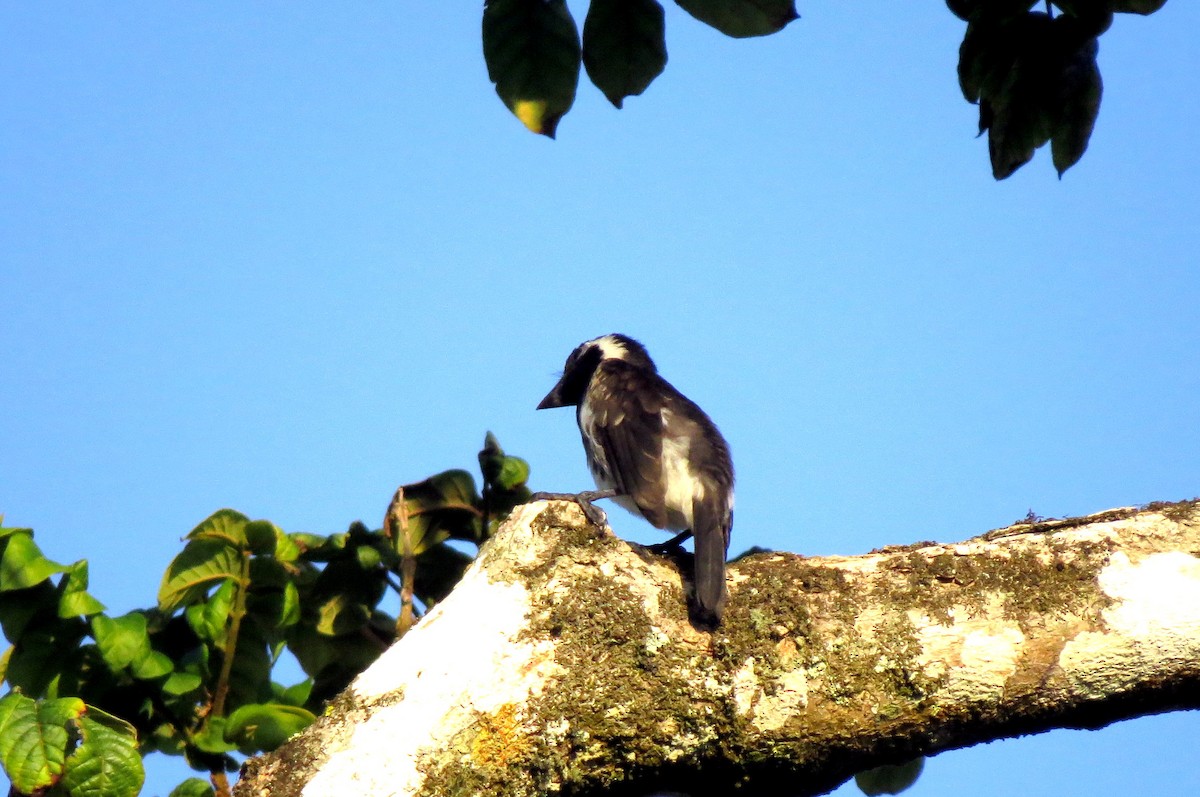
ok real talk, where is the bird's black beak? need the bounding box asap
[537,379,567,410]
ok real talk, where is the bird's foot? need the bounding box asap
[530,490,617,529]
[645,529,694,556]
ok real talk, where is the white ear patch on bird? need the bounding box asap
[538,334,734,630]
[590,334,630,361]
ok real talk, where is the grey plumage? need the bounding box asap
[537,334,734,628]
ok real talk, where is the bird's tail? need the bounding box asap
[689,498,730,630]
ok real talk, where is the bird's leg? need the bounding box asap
[645,529,694,555]
[530,489,619,528]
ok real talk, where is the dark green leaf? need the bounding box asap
[186,577,236,645]
[974,12,1056,178]
[483,0,582,137]
[945,0,978,21]
[675,0,798,38]
[355,544,382,570]
[478,432,507,484]
[583,0,668,108]
[244,520,280,555]
[4,624,88,695]
[227,618,276,710]
[170,777,217,797]
[0,581,59,642]
[186,508,252,546]
[0,530,66,590]
[400,470,482,553]
[1112,0,1167,13]
[288,532,327,553]
[1051,35,1102,177]
[225,703,315,754]
[191,717,236,754]
[158,537,243,614]
[91,612,153,671]
[162,671,204,696]
[246,573,302,631]
[57,560,106,618]
[315,592,369,636]
[286,622,387,705]
[413,542,475,606]
[856,757,926,796]
[273,678,313,707]
[1053,0,1113,35]
[131,648,175,680]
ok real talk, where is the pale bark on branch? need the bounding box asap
[236,498,1200,797]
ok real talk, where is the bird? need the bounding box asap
[536,334,734,629]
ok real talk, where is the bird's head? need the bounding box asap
[537,334,655,409]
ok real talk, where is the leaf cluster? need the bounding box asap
[482,0,798,136]
[481,0,1169,179]
[950,0,1165,178]
[0,434,531,797]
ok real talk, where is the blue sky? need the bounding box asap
[3,3,1198,795]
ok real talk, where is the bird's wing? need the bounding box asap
[586,361,670,528]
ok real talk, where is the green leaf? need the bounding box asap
[0,530,66,590]
[1052,0,1113,35]
[0,693,85,793]
[132,649,175,680]
[0,523,31,539]
[62,710,144,797]
[245,570,302,632]
[399,470,482,553]
[90,611,170,682]
[1050,34,1102,178]
[186,508,252,546]
[91,612,152,671]
[244,520,280,555]
[226,619,276,710]
[856,757,926,796]
[224,703,315,754]
[314,592,369,636]
[58,560,107,618]
[483,0,582,137]
[355,544,382,570]
[273,678,313,707]
[413,542,475,607]
[274,530,303,562]
[427,469,481,507]
[285,622,386,704]
[976,11,1056,179]
[162,671,204,696]
[191,716,236,754]
[582,0,667,108]
[497,455,531,491]
[170,777,217,797]
[4,623,88,696]
[288,531,327,553]
[482,433,532,493]
[675,0,798,38]
[186,577,236,645]
[0,581,58,642]
[279,579,301,628]
[159,537,244,614]
[1112,0,1167,13]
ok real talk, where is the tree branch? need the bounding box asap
[236,498,1200,797]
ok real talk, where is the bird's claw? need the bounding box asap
[645,529,694,556]
[530,490,613,529]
